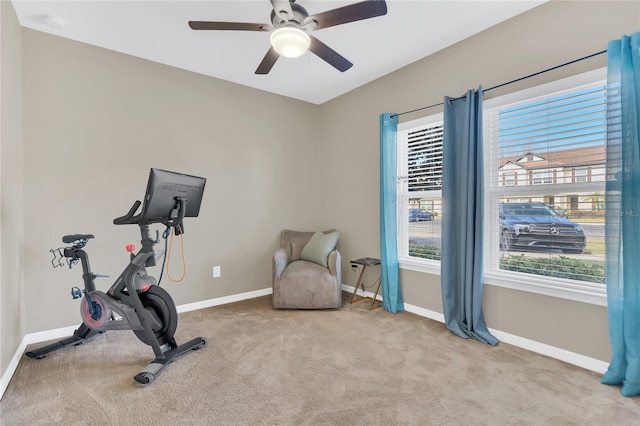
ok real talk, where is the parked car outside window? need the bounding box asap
[499,202,586,254]
[409,209,433,222]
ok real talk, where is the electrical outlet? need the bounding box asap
[213,266,221,278]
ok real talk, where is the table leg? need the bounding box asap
[370,277,382,309]
[350,265,367,304]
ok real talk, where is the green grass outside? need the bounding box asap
[408,242,605,284]
[408,243,441,261]
[585,240,606,255]
[500,254,605,284]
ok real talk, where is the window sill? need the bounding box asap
[399,257,441,275]
[484,271,607,306]
[399,259,607,306]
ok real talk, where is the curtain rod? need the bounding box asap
[391,49,607,119]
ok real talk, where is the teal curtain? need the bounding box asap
[440,88,498,346]
[379,113,404,313]
[601,32,640,398]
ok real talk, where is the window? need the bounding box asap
[574,167,589,183]
[396,68,608,304]
[503,171,517,186]
[398,114,443,271]
[532,169,553,185]
[484,68,607,304]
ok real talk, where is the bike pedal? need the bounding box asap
[70,287,83,300]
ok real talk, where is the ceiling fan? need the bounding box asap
[188,0,388,75]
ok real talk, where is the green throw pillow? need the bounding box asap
[300,231,339,267]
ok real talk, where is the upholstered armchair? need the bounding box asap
[272,229,342,309]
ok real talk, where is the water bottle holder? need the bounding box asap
[49,248,65,268]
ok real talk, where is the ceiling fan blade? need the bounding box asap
[309,36,353,72]
[270,0,294,21]
[255,47,280,74]
[188,21,271,31]
[311,0,387,30]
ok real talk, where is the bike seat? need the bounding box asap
[62,234,95,244]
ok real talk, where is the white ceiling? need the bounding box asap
[12,0,546,104]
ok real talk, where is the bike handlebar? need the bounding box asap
[112,198,187,233]
[113,200,142,225]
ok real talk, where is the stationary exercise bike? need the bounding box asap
[26,168,207,385]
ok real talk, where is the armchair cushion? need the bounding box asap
[300,231,340,267]
[290,241,305,262]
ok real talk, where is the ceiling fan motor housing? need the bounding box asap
[270,2,315,29]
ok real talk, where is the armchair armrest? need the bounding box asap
[273,247,290,282]
[328,250,342,298]
[328,250,341,276]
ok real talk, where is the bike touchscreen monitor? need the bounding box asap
[141,168,206,221]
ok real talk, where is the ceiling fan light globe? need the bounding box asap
[270,27,310,58]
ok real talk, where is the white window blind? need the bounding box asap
[405,124,443,191]
[398,117,443,264]
[493,85,607,186]
[485,79,607,288]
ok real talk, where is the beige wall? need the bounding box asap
[3,1,638,384]
[21,29,322,332]
[1,0,25,378]
[318,0,639,361]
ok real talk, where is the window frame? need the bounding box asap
[396,68,608,306]
[483,67,607,306]
[574,167,589,183]
[398,113,443,275]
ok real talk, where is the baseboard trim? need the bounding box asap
[403,302,609,374]
[1,337,27,401]
[487,328,609,374]
[176,287,273,313]
[342,286,608,374]
[2,286,608,400]
[23,325,79,345]
[341,284,383,301]
[402,302,445,323]
[0,287,273,400]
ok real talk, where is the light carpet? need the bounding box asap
[1,293,638,425]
